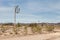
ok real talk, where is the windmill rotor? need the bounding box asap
[15,5,20,13]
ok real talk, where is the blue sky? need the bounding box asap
[0,0,60,23]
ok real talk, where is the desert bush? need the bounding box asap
[1,25,6,33]
[29,23,42,33]
[13,27,18,34]
[37,26,42,33]
[29,23,37,33]
[17,23,21,27]
[45,25,54,32]
[13,25,19,34]
[13,23,22,35]
[32,27,37,33]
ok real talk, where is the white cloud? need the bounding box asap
[24,1,60,14]
[0,7,13,13]
[24,1,52,13]
[0,7,14,20]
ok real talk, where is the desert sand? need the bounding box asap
[0,32,60,40]
[0,24,60,40]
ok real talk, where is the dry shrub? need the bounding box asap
[37,26,42,33]
[29,23,42,34]
[1,25,7,33]
[45,25,54,32]
[13,23,22,35]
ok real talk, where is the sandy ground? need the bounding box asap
[0,32,60,40]
[0,27,60,40]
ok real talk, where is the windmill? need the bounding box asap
[14,5,20,28]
